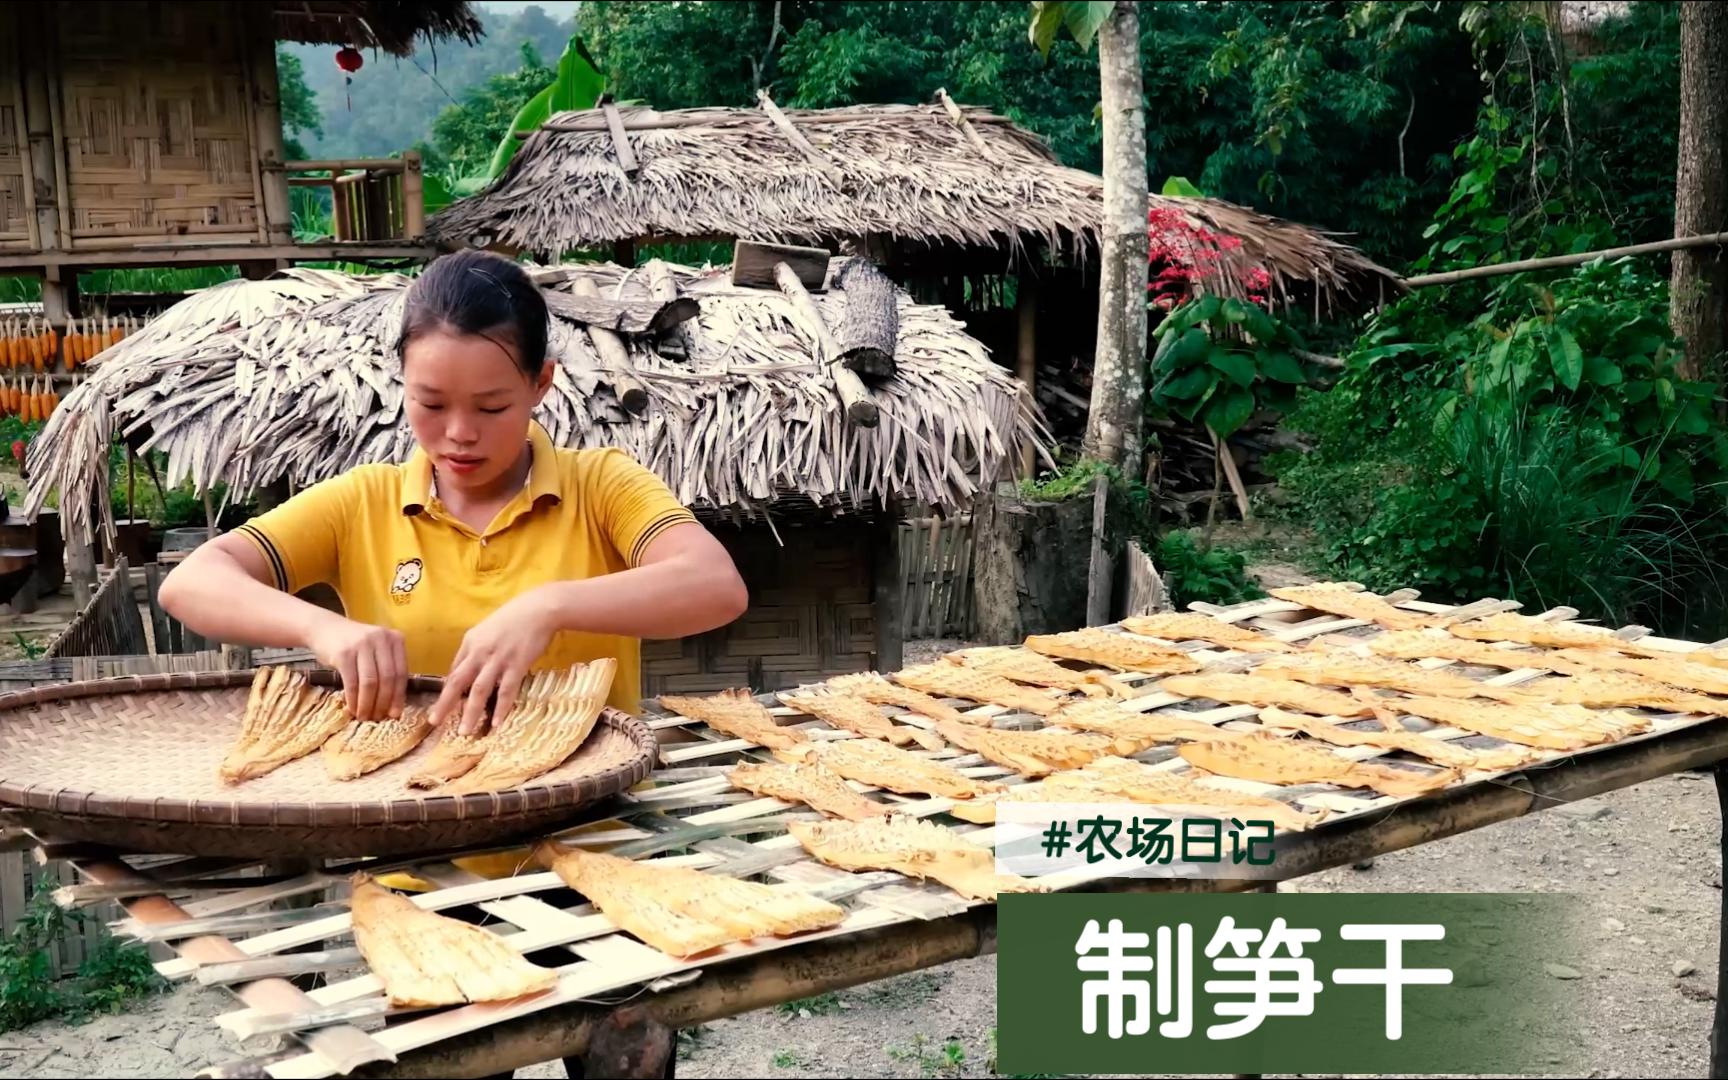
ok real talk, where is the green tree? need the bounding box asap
[422,43,555,177]
[276,48,323,161]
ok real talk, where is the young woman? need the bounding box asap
[164,251,730,1077]
[159,248,749,728]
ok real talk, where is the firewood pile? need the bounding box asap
[1030,356,1309,522]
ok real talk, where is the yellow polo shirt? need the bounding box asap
[233,422,696,715]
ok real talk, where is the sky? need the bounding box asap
[477,1,581,17]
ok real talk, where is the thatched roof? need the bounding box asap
[26,262,1049,547]
[428,100,1400,310]
[272,2,484,57]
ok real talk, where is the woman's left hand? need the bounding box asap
[430,590,559,735]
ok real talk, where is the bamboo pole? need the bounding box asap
[773,262,879,427]
[1402,231,1728,288]
[571,278,650,415]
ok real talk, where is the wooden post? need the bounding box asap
[872,498,903,673]
[400,151,425,240]
[39,268,76,326]
[1085,472,1112,627]
[66,529,94,608]
[1016,277,1038,479]
[247,14,293,247]
[19,7,60,255]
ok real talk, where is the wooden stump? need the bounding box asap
[971,485,1092,643]
[835,259,898,381]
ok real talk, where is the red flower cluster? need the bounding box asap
[1147,206,1271,309]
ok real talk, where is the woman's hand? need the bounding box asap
[305,613,408,722]
[429,590,559,736]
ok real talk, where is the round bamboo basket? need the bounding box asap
[0,669,656,858]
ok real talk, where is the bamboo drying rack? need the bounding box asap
[24,585,1728,1078]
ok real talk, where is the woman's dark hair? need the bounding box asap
[396,249,549,378]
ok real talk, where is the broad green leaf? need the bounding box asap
[1029,2,1066,57]
[487,36,606,179]
[549,37,606,112]
[1191,295,1224,324]
[1169,327,1211,370]
[1623,379,1653,404]
[1259,351,1306,384]
[1659,458,1695,502]
[1677,401,1712,435]
[1150,326,1182,371]
[489,84,554,179]
[1548,327,1583,391]
[1160,365,1215,402]
[1161,175,1204,197]
[1238,303,1277,343]
[1355,343,1426,363]
[1656,378,1676,410]
[1221,298,1250,324]
[1209,349,1257,387]
[1173,378,1218,422]
[421,172,454,216]
[1583,355,1622,387]
[1063,1,1117,50]
[1203,387,1257,438]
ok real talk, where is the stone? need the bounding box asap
[1545,964,1583,980]
[1603,867,1619,877]
[1631,936,1647,946]
[1672,960,1697,978]
[1601,917,1625,933]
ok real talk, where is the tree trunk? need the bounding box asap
[972,486,1093,643]
[1672,2,1728,383]
[1083,0,1149,624]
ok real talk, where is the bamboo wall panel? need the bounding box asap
[55,4,259,243]
[0,8,29,243]
[642,524,880,696]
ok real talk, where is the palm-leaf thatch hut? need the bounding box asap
[26,260,1046,692]
[429,97,1400,472]
[429,99,1401,311]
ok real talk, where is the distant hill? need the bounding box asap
[284,4,574,159]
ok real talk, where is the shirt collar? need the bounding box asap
[401,421,562,516]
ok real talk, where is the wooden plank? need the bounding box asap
[540,288,699,337]
[601,101,640,176]
[732,239,828,291]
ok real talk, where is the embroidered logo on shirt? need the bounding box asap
[390,558,424,605]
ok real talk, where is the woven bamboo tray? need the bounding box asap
[0,670,656,858]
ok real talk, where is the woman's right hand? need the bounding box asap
[305,613,408,721]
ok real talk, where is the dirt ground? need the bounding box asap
[0,637,1722,1079]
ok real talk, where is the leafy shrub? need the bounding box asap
[0,879,165,1032]
[1149,295,1314,439]
[1155,531,1265,609]
[1280,397,1728,633]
